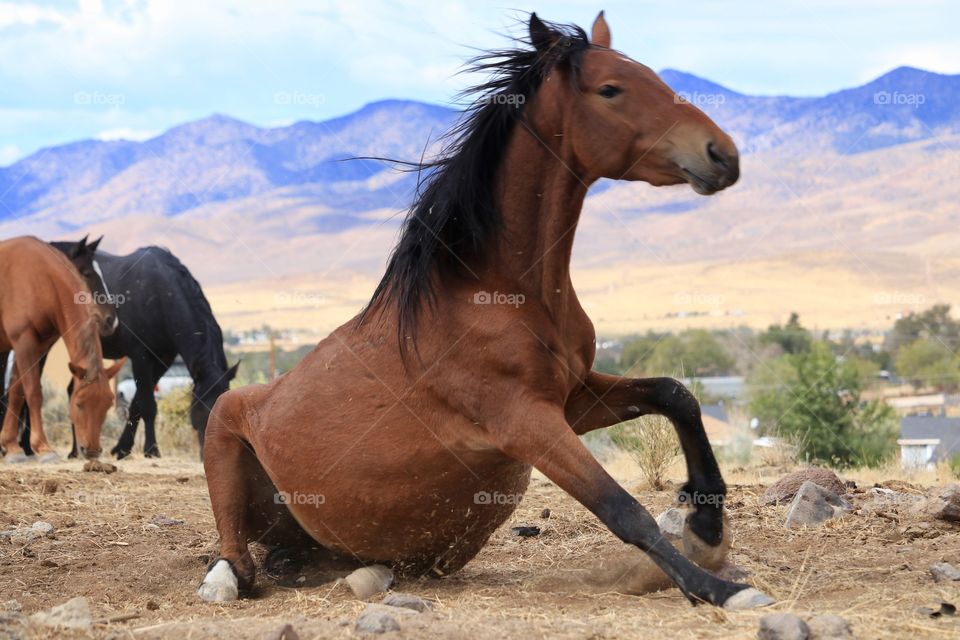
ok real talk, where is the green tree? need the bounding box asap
[887,304,960,355]
[761,312,812,355]
[619,331,667,374]
[749,342,898,467]
[895,338,960,390]
[645,330,734,377]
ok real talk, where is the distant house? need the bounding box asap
[701,403,732,446]
[898,415,960,469]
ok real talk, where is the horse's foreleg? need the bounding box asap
[566,372,727,546]
[140,388,160,458]
[495,402,770,609]
[112,356,153,458]
[12,347,54,458]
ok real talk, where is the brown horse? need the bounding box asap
[199,13,772,610]
[0,236,122,462]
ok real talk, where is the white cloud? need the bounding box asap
[96,127,159,142]
[0,144,22,166]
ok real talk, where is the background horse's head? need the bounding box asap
[190,359,240,455]
[526,12,739,193]
[68,356,124,459]
[57,235,119,336]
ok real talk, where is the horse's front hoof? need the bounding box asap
[723,587,775,610]
[144,446,161,459]
[4,452,33,464]
[111,445,131,460]
[198,560,239,602]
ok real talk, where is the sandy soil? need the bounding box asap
[1,457,958,639]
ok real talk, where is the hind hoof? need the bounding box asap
[723,587,775,610]
[198,560,239,602]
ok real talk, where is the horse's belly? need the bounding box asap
[269,444,532,575]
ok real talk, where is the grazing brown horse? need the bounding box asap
[199,13,772,610]
[0,236,122,462]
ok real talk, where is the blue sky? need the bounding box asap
[1,0,957,165]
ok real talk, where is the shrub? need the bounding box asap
[156,386,198,456]
[610,415,680,490]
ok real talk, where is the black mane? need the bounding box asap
[360,17,591,346]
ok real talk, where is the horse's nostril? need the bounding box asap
[706,142,726,167]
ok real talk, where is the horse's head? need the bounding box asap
[190,360,240,456]
[529,12,738,194]
[68,358,125,459]
[66,235,119,336]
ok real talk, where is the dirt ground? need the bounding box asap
[1,456,958,639]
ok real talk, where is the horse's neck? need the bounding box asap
[57,288,100,372]
[491,125,590,318]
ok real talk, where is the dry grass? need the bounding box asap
[0,450,958,639]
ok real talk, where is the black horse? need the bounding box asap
[19,240,238,458]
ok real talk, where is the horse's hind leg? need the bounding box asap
[199,390,310,601]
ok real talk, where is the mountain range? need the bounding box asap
[2,66,958,334]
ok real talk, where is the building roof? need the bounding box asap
[900,415,960,462]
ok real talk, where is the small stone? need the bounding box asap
[656,508,686,539]
[265,623,300,640]
[146,600,160,611]
[41,479,58,495]
[83,460,117,474]
[355,604,403,634]
[149,515,184,527]
[40,559,58,568]
[30,596,92,631]
[31,521,54,536]
[929,485,960,523]
[758,613,810,640]
[176,477,190,483]
[382,593,433,613]
[345,565,394,600]
[784,481,852,529]
[511,526,540,537]
[807,614,851,638]
[763,469,846,505]
[930,562,960,582]
[540,508,551,519]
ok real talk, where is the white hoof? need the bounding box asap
[198,559,239,602]
[723,587,775,610]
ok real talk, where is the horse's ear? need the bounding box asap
[529,13,560,54]
[226,360,241,381]
[104,357,126,380]
[68,362,87,381]
[87,236,103,253]
[70,236,88,259]
[591,10,611,48]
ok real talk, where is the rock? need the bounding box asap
[656,508,686,539]
[807,614,852,638]
[30,596,92,631]
[511,526,540,537]
[145,600,160,611]
[31,521,54,536]
[784,481,852,529]
[382,593,432,613]
[149,514,184,527]
[763,469,846,505]
[345,565,394,600]
[928,485,960,522]
[355,604,405,634]
[930,562,960,582]
[83,460,117,474]
[265,623,300,640]
[41,479,58,495]
[1,521,54,545]
[540,508,551,519]
[758,613,810,640]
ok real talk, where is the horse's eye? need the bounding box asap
[598,84,622,99]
